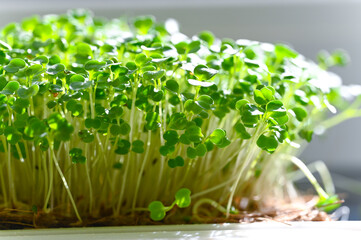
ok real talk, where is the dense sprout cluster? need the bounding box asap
[0,10,359,222]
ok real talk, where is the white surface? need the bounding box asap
[0,222,360,239]
[0,0,360,171]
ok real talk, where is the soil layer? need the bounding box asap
[0,197,331,229]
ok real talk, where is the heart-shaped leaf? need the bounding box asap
[148,201,166,221]
[84,60,106,71]
[17,85,39,98]
[257,133,279,153]
[194,64,218,80]
[1,81,20,95]
[47,63,65,75]
[4,58,26,73]
[174,188,191,208]
[134,16,155,34]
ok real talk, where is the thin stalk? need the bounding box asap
[42,151,48,207]
[115,154,130,214]
[284,155,329,200]
[191,177,235,199]
[131,131,151,212]
[320,108,361,130]
[85,143,93,214]
[43,149,53,211]
[289,160,335,195]
[193,198,228,221]
[115,76,138,215]
[226,123,264,217]
[0,141,8,206]
[49,138,82,222]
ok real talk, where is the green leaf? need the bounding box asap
[299,129,313,142]
[33,24,52,40]
[115,139,131,155]
[66,99,83,116]
[47,113,74,141]
[151,90,164,102]
[134,16,155,35]
[235,99,249,111]
[222,56,234,71]
[194,64,218,80]
[111,94,128,107]
[330,50,349,67]
[167,158,177,168]
[33,56,49,65]
[135,53,149,66]
[266,100,287,118]
[179,134,191,145]
[4,126,22,145]
[275,44,298,59]
[12,98,30,114]
[185,125,204,143]
[0,76,7,91]
[169,113,187,130]
[84,60,106,71]
[110,124,122,136]
[241,113,259,128]
[163,130,179,145]
[33,55,49,65]
[209,129,226,145]
[0,40,12,50]
[4,58,26,73]
[25,64,42,76]
[254,89,267,105]
[76,42,93,57]
[196,95,213,110]
[199,31,215,46]
[47,63,65,75]
[244,59,259,68]
[85,118,101,129]
[132,140,144,154]
[292,107,308,121]
[273,114,289,125]
[254,87,274,105]
[113,162,123,169]
[78,130,94,143]
[17,85,39,98]
[72,155,87,164]
[316,195,341,213]
[195,143,207,156]
[174,188,191,208]
[257,133,279,153]
[143,70,165,81]
[108,106,124,119]
[1,81,20,95]
[187,40,201,53]
[168,156,185,168]
[145,112,161,130]
[148,201,165,221]
[49,55,61,65]
[70,74,85,82]
[126,62,137,71]
[261,87,275,101]
[187,147,197,159]
[119,122,131,135]
[187,79,214,87]
[165,80,179,93]
[69,81,91,91]
[234,122,251,139]
[185,100,202,114]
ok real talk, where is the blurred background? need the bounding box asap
[0,0,360,219]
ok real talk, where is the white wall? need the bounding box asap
[1,0,361,172]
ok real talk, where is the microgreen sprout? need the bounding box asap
[0,10,360,224]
